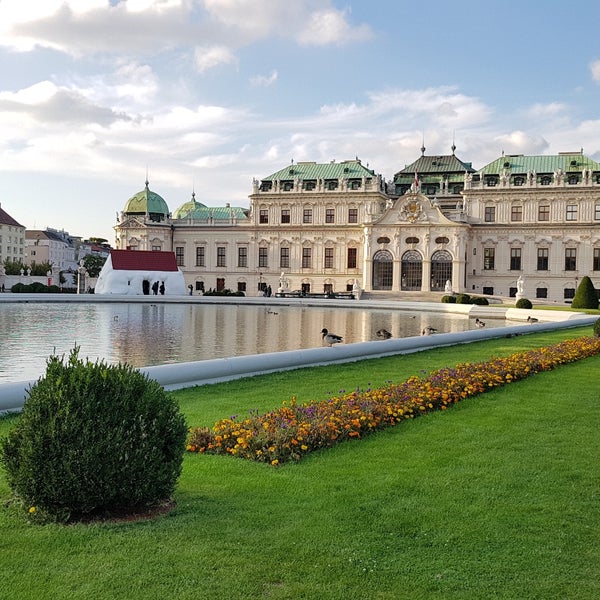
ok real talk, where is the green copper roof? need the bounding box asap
[394,152,475,182]
[124,181,169,216]
[172,193,207,219]
[262,159,375,181]
[478,152,600,175]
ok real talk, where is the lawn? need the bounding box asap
[1,326,599,599]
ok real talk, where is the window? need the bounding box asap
[258,247,268,268]
[152,245,161,251]
[238,247,247,268]
[595,204,600,221]
[348,208,358,223]
[303,208,312,223]
[406,236,419,244]
[324,247,334,269]
[304,181,316,191]
[565,248,576,271]
[568,175,579,185]
[175,246,184,267]
[347,248,357,269]
[325,208,335,223]
[435,236,449,245]
[483,248,495,270]
[484,206,495,222]
[594,248,600,271]
[196,247,205,267]
[216,246,226,267]
[486,177,497,187]
[280,247,290,269]
[566,205,578,221]
[237,282,247,293]
[302,247,312,268]
[510,248,522,271]
[541,176,551,185]
[482,286,494,295]
[259,209,268,224]
[564,288,575,300]
[536,288,548,299]
[326,180,338,191]
[350,180,361,190]
[538,205,550,221]
[537,248,549,270]
[511,205,523,222]
[281,209,290,224]
[513,176,524,186]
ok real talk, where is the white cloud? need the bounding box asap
[591,59,600,82]
[493,131,549,156]
[297,8,372,45]
[250,70,278,87]
[194,45,237,72]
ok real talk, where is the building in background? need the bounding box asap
[0,203,25,266]
[113,148,600,303]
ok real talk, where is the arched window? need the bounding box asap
[372,250,393,290]
[401,250,422,291]
[430,250,453,291]
[405,236,419,244]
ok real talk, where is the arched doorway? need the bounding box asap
[372,250,393,290]
[430,250,453,291]
[401,250,423,291]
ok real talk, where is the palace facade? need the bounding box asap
[114,147,600,303]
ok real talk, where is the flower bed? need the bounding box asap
[187,337,600,465]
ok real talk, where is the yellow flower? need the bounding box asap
[28,506,36,514]
[271,459,279,466]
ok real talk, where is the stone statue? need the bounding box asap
[444,280,452,294]
[517,275,524,296]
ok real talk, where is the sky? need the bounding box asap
[2,0,600,243]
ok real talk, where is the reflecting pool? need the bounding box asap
[0,302,508,383]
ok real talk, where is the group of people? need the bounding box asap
[151,281,165,295]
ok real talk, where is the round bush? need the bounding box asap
[441,295,456,303]
[470,296,489,305]
[1,349,187,522]
[455,293,471,304]
[515,298,533,309]
[594,317,600,338]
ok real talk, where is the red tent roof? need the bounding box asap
[110,250,179,272]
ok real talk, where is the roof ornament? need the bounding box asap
[451,130,456,155]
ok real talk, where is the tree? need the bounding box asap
[571,275,598,309]
[3,259,24,275]
[82,254,107,278]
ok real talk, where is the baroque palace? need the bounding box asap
[114,146,600,303]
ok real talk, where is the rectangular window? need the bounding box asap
[237,247,247,268]
[324,247,334,269]
[564,288,575,300]
[594,248,600,271]
[302,247,311,268]
[348,208,358,223]
[484,206,495,222]
[152,245,161,251]
[510,248,521,271]
[196,247,205,267]
[536,288,548,299]
[258,247,268,268]
[281,209,290,224]
[483,247,495,270]
[175,246,184,267]
[280,247,290,269]
[259,209,268,224]
[347,247,357,269]
[237,282,247,293]
[482,286,494,295]
[303,208,312,223]
[511,206,523,222]
[566,205,578,221]
[325,209,335,224]
[537,248,549,271]
[565,248,576,271]
[595,204,600,221]
[538,205,550,221]
[216,246,226,267]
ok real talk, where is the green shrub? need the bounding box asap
[1,349,187,522]
[441,295,456,303]
[594,317,600,338]
[455,293,471,304]
[470,296,489,305]
[571,275,599,309]
[516,298,533,309]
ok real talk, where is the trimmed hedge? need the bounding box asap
[572,275,599,309]
[516,298,533,309]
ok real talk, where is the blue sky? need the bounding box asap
[1,0,600,243]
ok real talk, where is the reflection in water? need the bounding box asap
[0,302,507,383]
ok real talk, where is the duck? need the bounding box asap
[321,328,343,346]
[527,316,539,324]
[421,326,438,336]
[376,328,392,339]
[475,318,485,328]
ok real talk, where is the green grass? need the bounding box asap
[1,326,599,599]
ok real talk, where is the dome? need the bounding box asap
[123,180,170,222]
[172,192,207,220]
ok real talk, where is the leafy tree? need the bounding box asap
[28,261,54,276]
[3,259,24,275]
[82,254,107,278]
[571,275,599,309]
